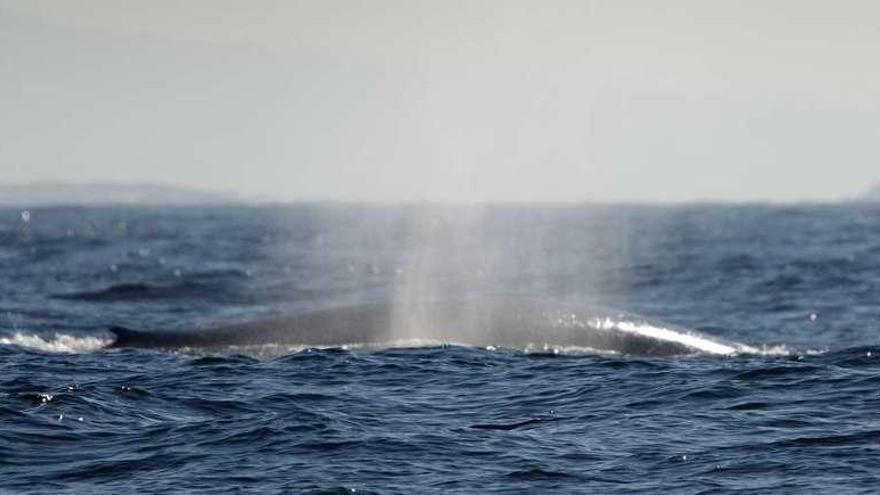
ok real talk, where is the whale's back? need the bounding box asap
[108,300,744,356]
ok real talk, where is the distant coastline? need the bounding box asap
[0,182,240,206]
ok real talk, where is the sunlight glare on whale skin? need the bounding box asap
[588,316,750,356]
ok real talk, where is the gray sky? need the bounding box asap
[1,0,878,202]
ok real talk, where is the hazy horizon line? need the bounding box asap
[1,179,878,207]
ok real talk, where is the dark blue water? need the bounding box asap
[3,204,880,493]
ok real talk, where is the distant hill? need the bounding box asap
[0,182,240,206]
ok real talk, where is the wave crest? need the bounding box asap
[0,332,113,353]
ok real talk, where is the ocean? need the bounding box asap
[2,203,880,493]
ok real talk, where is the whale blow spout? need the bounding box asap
[107,300,747,356]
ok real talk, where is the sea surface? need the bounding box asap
[3,204,880,493]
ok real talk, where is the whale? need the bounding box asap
[107,300,746,356]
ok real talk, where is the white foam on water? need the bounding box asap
[521,343,615,356]
[0,332,113,353]
[749,344,794,356]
